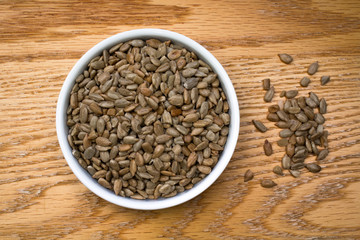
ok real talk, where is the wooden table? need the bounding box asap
[1,0,359,239]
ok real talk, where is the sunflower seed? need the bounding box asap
[286,144,295,157]
[98,178,111,189]
[263,140,273,156]
[84,147,95,160]
[277,138,289,147]
[319,98,327,114]
[275,121,291,129]
[300,77,310,87]
[267,113,280,122]
[156,134,172,144]
[261,179,277,188]
[303,107,315,120]
[264,86,275,102]
[280,90,286,97]
[306,163,322,173]
[314,113,325,124]
[317,149,329,160]
[168,95,183,107]
[307,62,319,75]
[279,129,293,138]
[182,68,197,78]
[295,112,308,123]
[289,170,301,178]
[184,78,199,90]
[244,169,254,182]
[273,166,284,176]
[290,162,305,170]
[96,137,112,147]
[285,90,298,99]
[262,78,270,90]
[305,97,318,108]
[320,76,330,85]
[187,152,198,168]
[198,165,211,175]
[278,54,293,64]
[277,110,289,121]
[252,120,268,133]
[268,104,280,113]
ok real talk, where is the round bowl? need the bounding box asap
[56,29,240,210]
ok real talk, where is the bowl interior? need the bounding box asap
[56,29,239,210]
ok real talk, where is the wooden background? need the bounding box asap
[1,0,360,239]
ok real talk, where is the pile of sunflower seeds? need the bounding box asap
[67,39,230,199]
[248,54,330,188]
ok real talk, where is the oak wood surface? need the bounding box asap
[0,0,359,239]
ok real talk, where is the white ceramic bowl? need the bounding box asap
[56,29,239,210]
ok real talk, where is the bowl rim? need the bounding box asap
[56,28,240,210]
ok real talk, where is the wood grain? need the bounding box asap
[1,0,360,239]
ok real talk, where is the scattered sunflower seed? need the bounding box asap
[285,90,298,99]
[279,129,293,138]
[247,56,330,186]
[307,62,319,75]
[320,76,330,85]
[280,90,286,97]
[300,77,310,87]
[306,163,322,173]
[244,169,254,182]
[273,166,284,176]
[264,86,275,102]
[289,170,301,178]
[278,54,293,64]
[277,138,288,147]
[262,78,270,90]
[263,140,273,156]
[268,104,280,113]
[261,179,277,188]
[317,149,329,160]
[319,98,327,114]
[281,154,291,169]
[252,120,268,133]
